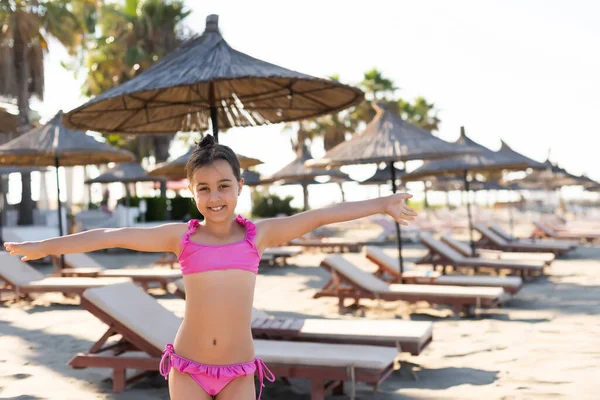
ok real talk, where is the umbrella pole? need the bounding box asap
[509,190,515,239]
[209,82,219,142]
[338,182,346,202]
[463,170,476,256]
[124,183,131,228]
[54,157,65,270]
[0,174,4,246]
[390,163,404,280]
[302,183,309,211]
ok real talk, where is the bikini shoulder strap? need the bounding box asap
[179,219,200,247]
[235,214,256,244]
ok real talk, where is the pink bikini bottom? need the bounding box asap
[159,344,275,399]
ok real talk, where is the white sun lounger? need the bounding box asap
[316,254,507,315]
[173,279,433,355]
[0,252,130,300]
[70,282,399,399]
[365,246,523,294]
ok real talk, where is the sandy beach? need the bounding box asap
[1,225,599,400]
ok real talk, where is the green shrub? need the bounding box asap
[169,196,203,221]
[251,192,300,218]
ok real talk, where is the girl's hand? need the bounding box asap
[4,241,48,262]
[384,193,417,226]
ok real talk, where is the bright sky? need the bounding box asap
[11,0,600,211]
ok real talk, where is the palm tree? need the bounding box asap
[295,68,441,152]
[81,0,191,163]
[0,0,87,224]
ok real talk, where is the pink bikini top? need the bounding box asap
[178,215,261,275]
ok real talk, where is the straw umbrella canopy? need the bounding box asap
[262,144,351,211]
[148,146,263,180]
[404,128,534,254]
[511,159,581,190]
[586,184,600,192]
[241,170,264,187]
[85,162,163,184]
[84,162,166,226]
[307,103,476,275]
[0,111,135,242]
[62,15,364,143]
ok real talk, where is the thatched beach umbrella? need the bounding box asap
[495,141,547,233]
[512,159,580,190]
[63,15,363,142]
[241,170,263,187]
[0,111,135,244]
[262,144,351,211]
[85,162,162,185]
[307,103,476,276]
[148,146,263,180]
[85,162,165,227]
[497,141,546,170]
[404,128,533,254]
[587,184,600,192]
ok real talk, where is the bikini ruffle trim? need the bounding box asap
[235,214,256,243]
[179,219,200,247]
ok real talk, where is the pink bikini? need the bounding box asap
[159,215,275,398]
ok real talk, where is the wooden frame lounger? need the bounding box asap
[489,224,578,248]
[70,282,399,399]
[417,234,546,279]
[172,279,432,355]
[316,255,506,315]
[474,224,577,256]
[365,246,523,294]
[532,222,600,243]
[50,253,181,292]
[440,235,555,265]
[0,252,130,301]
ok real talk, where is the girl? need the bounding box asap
[4,135,416,400]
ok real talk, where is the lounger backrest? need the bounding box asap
[439,235,472,257]
[322,255,389,293]
[473,224,507,245]
[418,234,465,262]
[365,246,414,275]
[490,224,514,240]
[83,282,181,350]
[0,253,45,285]
[64,253,104,269]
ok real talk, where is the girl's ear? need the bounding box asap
[238,178,245,196]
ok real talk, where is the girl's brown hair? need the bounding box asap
[185,135,241,182]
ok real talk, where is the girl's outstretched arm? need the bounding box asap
[3,223,187,262]
[255,193,416,250]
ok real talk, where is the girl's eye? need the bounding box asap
[220,185,230,189]
[199,187,208,192]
